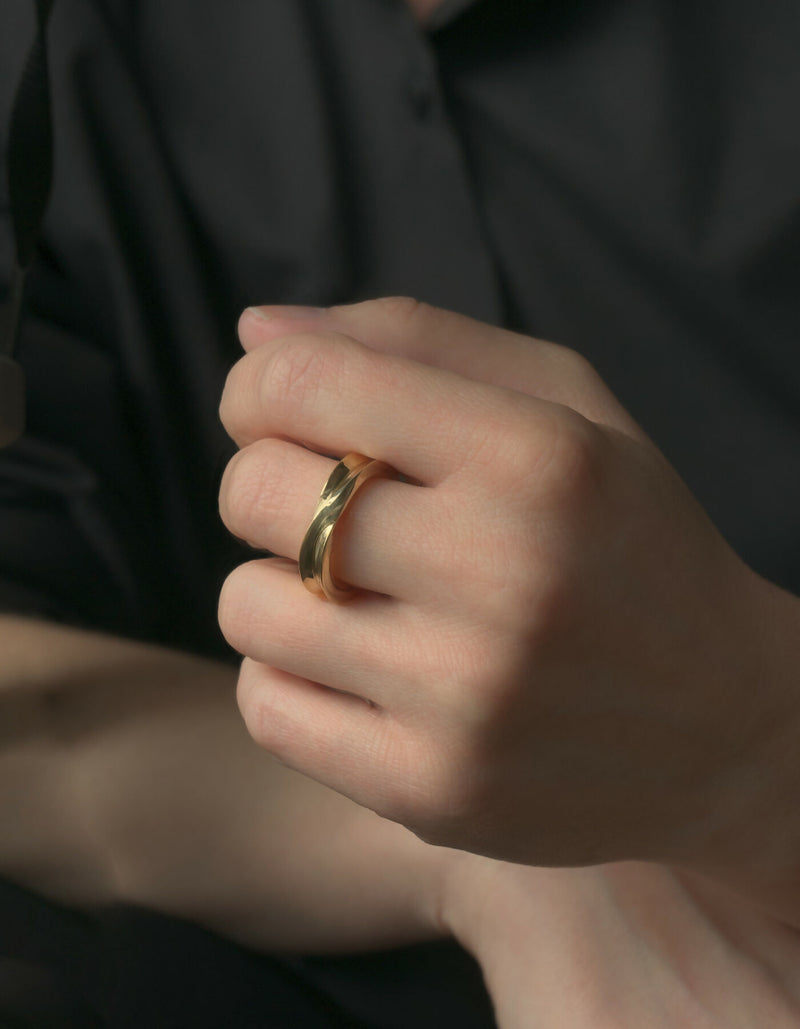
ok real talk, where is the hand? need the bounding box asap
[218,298,793,880]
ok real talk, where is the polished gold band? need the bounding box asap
[298,452,396,602]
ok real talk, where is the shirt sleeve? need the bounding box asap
[0,308,154,639]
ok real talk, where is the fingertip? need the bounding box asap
[238,305,327,351]
[236,307,272,352]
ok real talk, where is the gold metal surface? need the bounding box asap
[298,452,396,601]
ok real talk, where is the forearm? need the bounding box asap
[0,616,446,953]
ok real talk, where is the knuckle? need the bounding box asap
[261,335,341,418]
[472,415,606,636]
[235,661,309,766]
[218,447,259,535]
[548,340,597,382]
[525,410,605,512]
[218,562,262,653]
[499,419,554,483]
[235,659,275,750]
[362,295,427,326]
[541,341,606,401]
[218,359,249,440]
[219,438,295,540]
[545,345,636,430]
[448,401,539,485]
[255,440,308,530]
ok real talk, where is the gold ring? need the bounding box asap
[298,452,397,602]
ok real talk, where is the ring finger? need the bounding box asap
[219,436,445,601]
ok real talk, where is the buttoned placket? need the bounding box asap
[382,0,503,323]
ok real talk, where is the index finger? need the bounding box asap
[219,323,541,486]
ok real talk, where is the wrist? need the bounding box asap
[687,573,800,927]
[432,847,507,957]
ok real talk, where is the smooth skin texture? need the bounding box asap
[3,615,800,1026]
[0,616,442,953]
[441,854,800,1028]
[218,297,800,927]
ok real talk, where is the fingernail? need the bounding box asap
[245,305,326,322]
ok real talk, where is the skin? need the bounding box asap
[1,14,795,1021]
[218,297,800,929]
[0,616,444,952]
[3,615,800,1025]
[441,854,800,1028]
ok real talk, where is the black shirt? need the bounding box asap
[2,0,799,656]
[1,0,799,1024]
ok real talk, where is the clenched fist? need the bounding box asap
[218,298,800,916]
